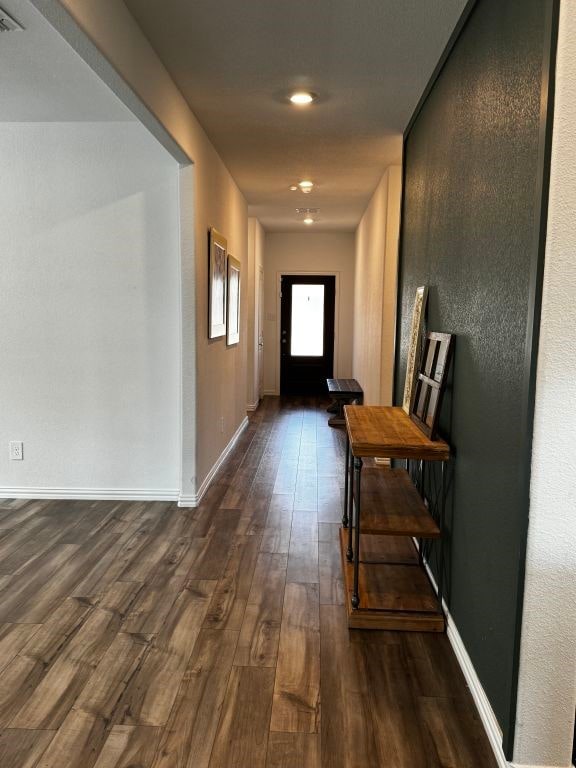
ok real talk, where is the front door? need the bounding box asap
[280,275,335,395]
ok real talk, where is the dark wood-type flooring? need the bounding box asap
[0,397,497,767]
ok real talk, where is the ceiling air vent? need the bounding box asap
[296,207,319,215]
[0,7,24,32]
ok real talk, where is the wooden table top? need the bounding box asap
[344,406,450,460]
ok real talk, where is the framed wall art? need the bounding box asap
[209,228,227,339]
[227,255,241,346]
[402,285,428,413]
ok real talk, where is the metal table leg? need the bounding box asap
[342,434,350,528]
[346,446,354,561]
[351,456,363,609]
[418,460,425,566]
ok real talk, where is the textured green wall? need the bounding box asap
[395,0,551,748]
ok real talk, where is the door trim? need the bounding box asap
[257,264,265,401]
[274,270,341,395]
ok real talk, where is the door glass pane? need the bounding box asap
[291,284,324,356]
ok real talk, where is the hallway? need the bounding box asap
[1,0,574,763]
[0,398,496,768]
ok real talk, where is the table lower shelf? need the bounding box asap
[339,528,445,632]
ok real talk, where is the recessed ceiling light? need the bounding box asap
[289,91,315,106]
[289,185,298,191]
[298,180,314,192]
[303,217,314,225]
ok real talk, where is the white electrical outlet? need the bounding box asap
[9,441,23,461]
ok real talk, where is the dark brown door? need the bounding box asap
[280,275,336,395]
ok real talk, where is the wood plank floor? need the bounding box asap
[0,397,498,768]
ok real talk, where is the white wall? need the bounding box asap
[353,166,402,406]
[0,122,180,497]
[39,0,250,499]
[247,218,265,409]
[513,2,576,766]
[262,232,355,395]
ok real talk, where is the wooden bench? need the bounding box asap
[326,378,364,427]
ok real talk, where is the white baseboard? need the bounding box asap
[0,417,250,511]
[263,389,278,396]
[446,606,509,768]
[511,764,574,768]
[419,553,509,768]
[0,487,179,501]
[178,416,249,508]
[419,566,574,768]
[246,401,260,412]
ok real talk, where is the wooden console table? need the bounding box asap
[342,405,450,631]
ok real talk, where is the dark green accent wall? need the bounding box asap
[395,0,554,751]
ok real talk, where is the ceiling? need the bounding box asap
[124,0,468,231]
[0,0,132,121]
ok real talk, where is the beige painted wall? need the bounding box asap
[353,166,402,405]
[194,159,248,493]
[48,0,250,496]
[263,232,355,395]
[513,2,576,764]
[247,219,266,409]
